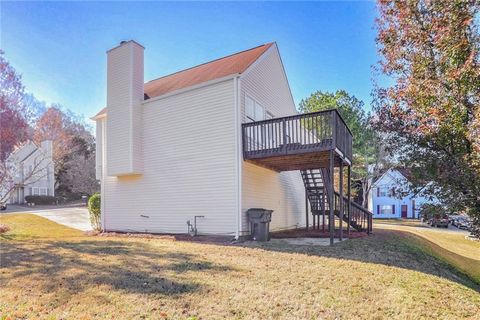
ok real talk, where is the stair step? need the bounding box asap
[302,168,371,233]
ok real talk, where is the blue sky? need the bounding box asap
[1,1,380,122]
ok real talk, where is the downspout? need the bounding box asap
[234,76,242,240]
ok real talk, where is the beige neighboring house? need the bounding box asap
[92,40,372,239]
[7,140,55,204]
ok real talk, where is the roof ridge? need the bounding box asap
[146,42,274,84]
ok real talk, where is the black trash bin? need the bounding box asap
[247,208,274,241]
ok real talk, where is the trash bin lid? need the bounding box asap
[247,208,273,221]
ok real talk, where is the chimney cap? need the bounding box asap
[106,40,145,53]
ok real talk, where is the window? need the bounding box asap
[245,95,264,122]
[246,96,254,121]
[33,188,40,195]
[378,205,394,215]
[245,95,266,149]
[377,187,388,197]
[40,188,47,196]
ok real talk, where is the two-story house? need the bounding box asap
[368,168,435,219]
[6,140,55,204]
[92,40,372,240]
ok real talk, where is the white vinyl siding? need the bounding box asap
[103,79,237,235]
[106,41,144,176]
[239,45,305,234]
[242,162,305,233]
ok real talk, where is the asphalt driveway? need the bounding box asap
[1,204,91,231]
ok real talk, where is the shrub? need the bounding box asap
[24,195,57,205]
[88,193,101,231]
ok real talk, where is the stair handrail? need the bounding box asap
[334,191,373,234]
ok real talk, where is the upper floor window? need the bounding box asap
[246,95,264,122]
[377,187,388,197]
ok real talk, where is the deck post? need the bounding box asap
[339,161,344,241]
[322,191,325,232]
[305,187,309,231]
[347,165,351,235]
[329,150,335,245]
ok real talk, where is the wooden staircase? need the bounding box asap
[301,169,372,233]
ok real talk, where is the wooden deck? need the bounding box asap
[242,109,373,242]
[242,109,352,172]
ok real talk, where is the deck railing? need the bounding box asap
[242,109,352,162]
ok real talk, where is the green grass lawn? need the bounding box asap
[1,214,479,320]
[374,219,480,284]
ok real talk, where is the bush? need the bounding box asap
[471,216,480,239]
[24,195,57,205]
[88,193,101,231]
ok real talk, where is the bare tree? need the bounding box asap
[61,151,99,196]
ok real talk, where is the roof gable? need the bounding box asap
[92,43,274,119]
[374,168,410,187]
[8,141,39,163]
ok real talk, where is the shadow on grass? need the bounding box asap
[242,229,480,292]
[0,240,234,296]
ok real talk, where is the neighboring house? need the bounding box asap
[368,168,435,219]
[6,140,55,204]
[92,40,371,238]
